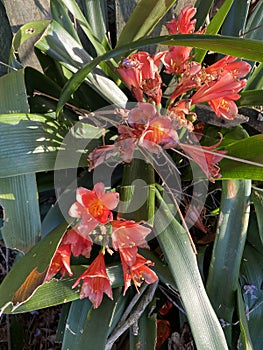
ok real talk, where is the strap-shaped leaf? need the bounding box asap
[206,180,251,345]
[195,0,235,63]
[220,135,263,180]
[0,69,41,252]
[36,20,127,107]
[116,0,176,47]
[155,190,228,350]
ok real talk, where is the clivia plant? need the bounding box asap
[0,0,263,349]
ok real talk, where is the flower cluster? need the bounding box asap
[45,182,158,308]
[88,4,250,182]
[117,4,250,121]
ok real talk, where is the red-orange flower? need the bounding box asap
[120,252,158,295]
[205,55,251,79]
[72,252,113,308]
[68,183,119,234]
[180,137,227,182]
[45,226,94,281]
[191,73,246,119]
[163,5,202,74]
[45,244,72,281]
[117,52,163,104]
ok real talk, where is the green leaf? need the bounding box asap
[251,187,263,246]
[81,0,109,45]
[220,135,263,180]
[237,285,253,350]
[61,298,92,349]
[57,34,263,115]
[0,114,102,177]
[237,90,263,107]
[221,0,250,37]
[116,0,176,47]
[9,20,50,67]
[50,0,81,44]
[194,0,214,29]
[73,289,121,350]
[206,180,251,345]
[0,222,68,313]
[244,62,263,91]
[240,244,263,349]
[0,175,41,252]
[0,69,41,252]
[195,0,235,63]
[36,20,127,107]
[59,0,106,56]
[155,189,228,350]
[244,2,263,41]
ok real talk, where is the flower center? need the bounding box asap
[89,199,104,218]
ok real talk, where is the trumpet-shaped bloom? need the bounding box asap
[111,219,151,265]
[180,137,227,182]
[205,55,251,79]
[117,52,163,104]
[45,244,72,281]
[166,5,197,34]
[72,252,113,308]
[191,73,246,119]
[45,226,94,281]
[88,103,178,169]
[120,252,158,295]
[163,5,203,74]
[68,183,119,234]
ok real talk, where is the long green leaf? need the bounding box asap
[155,190,228,350]
[61,298,92,349]
[206,180,251,345]
[240,244,263,349]
[220,135,263,180]
[50,0,81,43]
[59,0,106,55]
[221,0,250,37]
[237,285,253,350]
[0,114,102,177]
[74,289,121,350]
[244,2,263,40]
[0,69,41,252]
[194,0,214,29]
[251,187,263,246]
[195,0,235,63]
[116,0,176,47]
[237,90,263,107]
[57,34,263,115]
[36,20,127,107]
[244,62,263,91]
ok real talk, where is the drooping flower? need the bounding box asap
[180,137,227,182]
[68,183,119,234]
[117,52,164,104]
[205,55,251,79]
[45,226,94,281]
[62,227,93,258]
[45,244,72,281]
[120,252,158,295]
[191,73,246,119]
[72,252,113,308]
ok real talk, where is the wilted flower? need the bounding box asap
[45,244,72,281]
